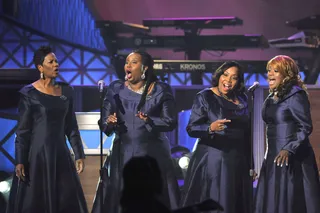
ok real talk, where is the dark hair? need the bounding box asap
[212,61,245,94]
[33,46,53,71]
[120,156,162,207]
[132,50,158,112]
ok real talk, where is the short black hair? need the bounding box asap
[33,46,53,71]
[212,61,245,93]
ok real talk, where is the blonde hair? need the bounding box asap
[267,55,307,98]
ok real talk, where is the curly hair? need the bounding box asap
[267,55,307,98]
[33,46,53,71]
[212,61,245,94]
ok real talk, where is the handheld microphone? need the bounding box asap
[247,81,260,92]
[98,80,105,93]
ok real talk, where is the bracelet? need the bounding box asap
[208,126,215,134]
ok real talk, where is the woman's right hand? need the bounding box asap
[15,164,25,181]
[106,113,117,125]
[209,119,231,132]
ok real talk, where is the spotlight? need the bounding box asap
[0,180,11,194]
[0,172,13,199]
[178,155,190,170]
[171,146,191,169]
[171,146,190,158]
[0,171,12,213]
[171,145,192,187]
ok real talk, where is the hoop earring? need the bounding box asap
[40,72,44,79]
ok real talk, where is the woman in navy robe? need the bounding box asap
[254,55,320,213]
[180,61,253,213]
[91,50,180,213]
[6,46,88,213]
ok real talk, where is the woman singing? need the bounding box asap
[91,50,180,213]
[254,55,320,213]
[6,46,88,213]
[180,61,253,213]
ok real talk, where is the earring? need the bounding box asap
[141,65,146,80]
[40,72,44,79]
[141,73,145,80]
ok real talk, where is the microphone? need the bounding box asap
[247,81,260,92]
[98,80,105,93]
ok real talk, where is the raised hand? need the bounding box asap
[209,118,231,132]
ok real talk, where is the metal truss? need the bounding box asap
[0,115,18,171]
[0,15,116,86]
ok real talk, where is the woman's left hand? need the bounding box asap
[274,150,290,167]
[136,111,148,122]
[75,159,85,174]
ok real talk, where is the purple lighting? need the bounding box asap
[143,16,239,21]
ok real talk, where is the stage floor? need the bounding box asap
[79,155,106,212]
